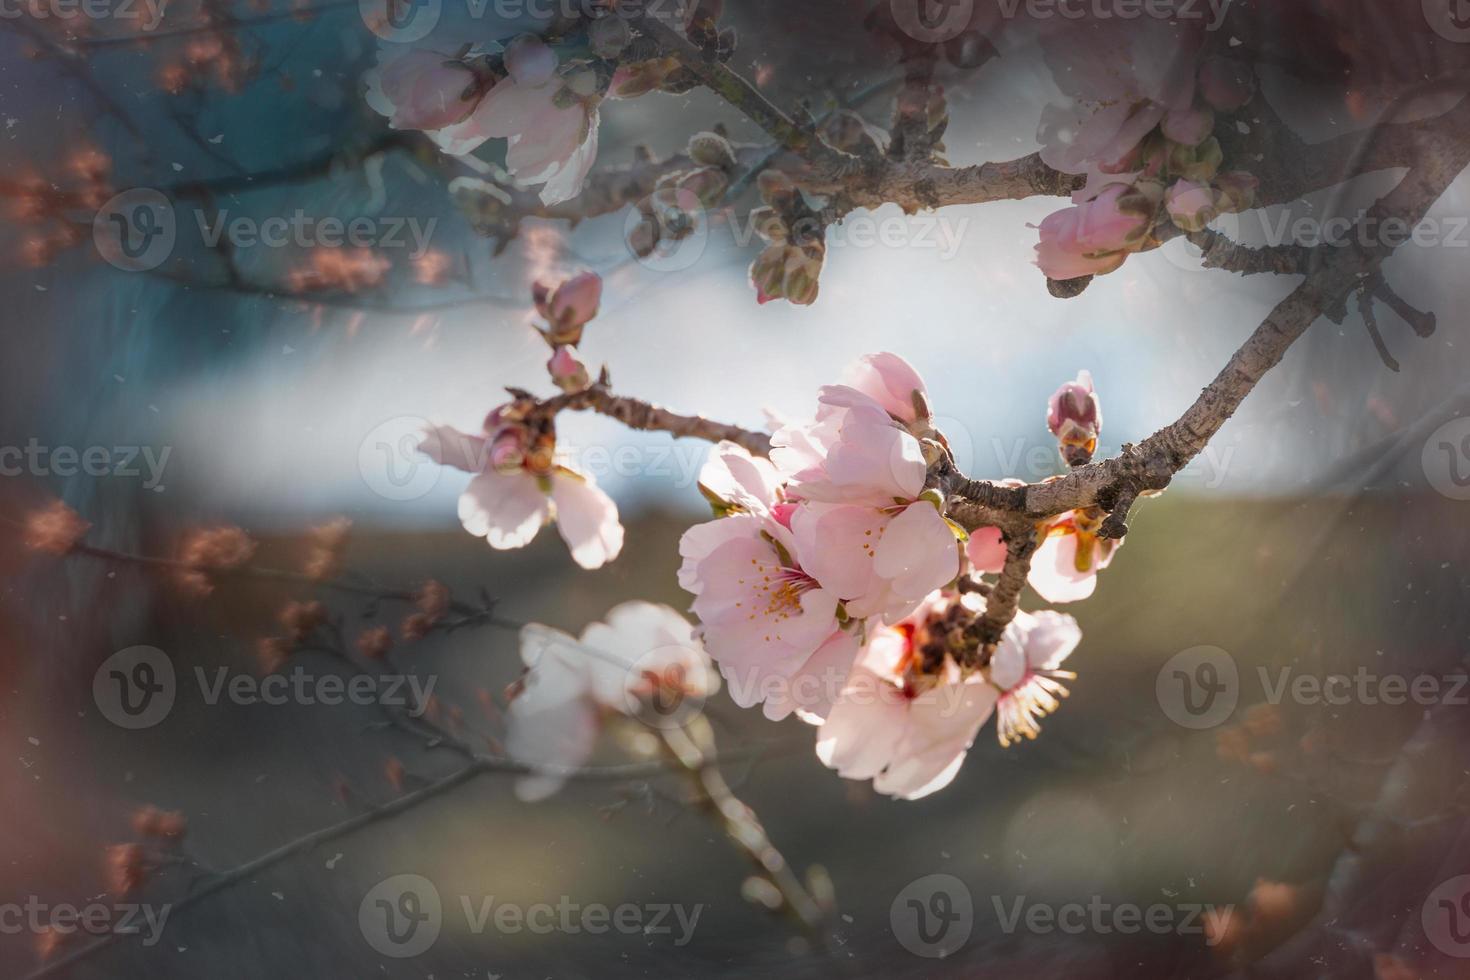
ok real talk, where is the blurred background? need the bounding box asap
[2,0,1470,977]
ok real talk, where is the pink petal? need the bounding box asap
[550,470,623,570]
[871,502,960,601]
[419,424,487,472]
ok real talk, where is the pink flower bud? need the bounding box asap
[547,345,590,393]
[504,36,557,87]
[1165,178,1222,233]
[489,428,527,473]
[1161,104,1215,146]
[533,271,602,344]
[1213,170,1259,214]
[1048,370,1102,466]
[1198,57,1255,112]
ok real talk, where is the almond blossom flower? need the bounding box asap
[816,594,1000,800]
[364,47,478,131]
[988,608,1082,746]
[1034,182,1155,282]
[533,270,602,344]
[840,351,932,432]
[509,602,717,801]
[433,51,602,205]
[772,378,960,620]
[419,412,622,570]
[1028,508,1120,603]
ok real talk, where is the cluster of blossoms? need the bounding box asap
[363,5,720,205]
[674,354,1118,798]
[420,271,623,570]
[1034,22,1259,283]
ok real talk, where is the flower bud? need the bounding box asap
[588,15,631,58]
[749,244,789,304]
[1165,178,1222,233]
[533,270,602,345]
[626,216,660,257]
[757,169,797,209]
[1169,136,1222,183]
[1213,170,1258,214]
[608,57,678,99]
[504,35,556,87]
[818,110,884,156]
[677,166,729,208]
[488,427,527,473]
[1161,104,1215,146]
[547,345,591,393]
[687,131,737,170]
[1047,369,1102,466]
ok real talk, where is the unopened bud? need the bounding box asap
[588,15,630,58]
[1213,170,1258,214]
[547,345,591,393]
[687,131,737,170]
[756,169,797,208]
[1165,178,1222,233]
[1169,136,1222,183]
[1047,369,1102,466]
[677,166,729,208]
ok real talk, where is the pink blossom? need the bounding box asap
[420,420,623,570]
[989,608,1082,746]
[1028,509,1120,603]
[1047,369,1102,466]
[533,270,602,341]
[432,56,601,205]
[1161,104,1215,146]
[966,525,1007,575]
[771,385,928,506]
[816,595,999,800]
[1033,200,1132,282]
[364,48,477,132]
[840,351,930,427]
[1165,178,1222,232]
[695,441,784,517]
[546,345,589,392]
[509,603,716,800]
[791,499,959,622]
